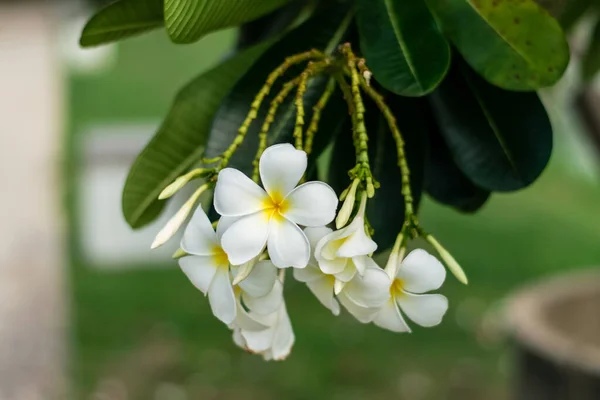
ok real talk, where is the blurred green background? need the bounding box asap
[66,28,600,400]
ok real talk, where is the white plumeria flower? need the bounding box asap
[337,263,391,323]
[178,206,237,325]
[314,192,377,290]
[214,143,338,268]
[233,260,283,316]
[374,249,449,332]
[236,301,295,361]
[293,227,340,315]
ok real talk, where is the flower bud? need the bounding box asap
[232,256,259,285]
[426,235,468,285]
[172,248,188,259]
[151,184,208,249]
[158,168,208,200]
[384,233,404,279]
[336,179,360,229]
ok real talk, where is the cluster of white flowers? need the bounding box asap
[154,144,454,360]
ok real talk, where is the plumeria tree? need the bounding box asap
[80,0,582,359]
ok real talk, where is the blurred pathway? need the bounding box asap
[0,3,66,399]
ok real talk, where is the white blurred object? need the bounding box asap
[58,14,117,74]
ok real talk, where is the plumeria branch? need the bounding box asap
[304,76,337,156]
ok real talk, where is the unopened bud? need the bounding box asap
[363,70,372,86]
[151,184,208,249]
[172,248,188,259]
[385,233,404,279]
[158,168,209,200]
[426,235,468,285]
[336,179,360,229]
[232,257,258,285]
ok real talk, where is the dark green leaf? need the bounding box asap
[556,0,592,31]
[429,59,553,192]
[356,0,450,96]
[80,0,164,47]
[424,114,490,212]
[164,0,291,44]
[426,0,569,90]
[122,43,270,228]
[205,5,354,175]
[582,17,600,81]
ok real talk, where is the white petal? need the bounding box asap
[337,218,377,258]
[238,260,277,298]
[214,168,268,217]
[303,226,332,254]
[344,266,391,308]
[397,292,448,328]
[270,304,295,360]
[207,268,236,324]
[259,143,306,198]
[216,215,240,241]
[178,255,218,294]
[293,264,323,283]
[231,257,258,286]
[333,279,346,295]
[221,211,270,266]
[232,327,247,348]
[267,218,310,268]
[334,263,357,283]
[338,291,380,323]
[318,256,348,275]
[306,276,340,315]
[397,249,446,293]
[315,229,348,261]
[352,255,377,276]
[180,206,218,255]
[243,280,283,315]
[242,322,275,353]
[233,298,268,331]
[283,182,338,227]
[373,299,411,333]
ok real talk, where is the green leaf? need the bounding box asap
[328,95,426,251]
[356,0,450,96]
[164,0,291,44]
[557,0,592,31]
[429,59,553,192]
[582,17,600,81]
[205,5,354,174]
[426,0,570,90]
[80,0,164,47]
[424,115,490,212]
[122,43,270,228]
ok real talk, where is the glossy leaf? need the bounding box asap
[429,60,553,192]
[424,115,490,212]
[581,17,600,81]
[164,0,290,44]
[122,44,269,228]
[328,95,426,251]
[80,0,163,47]
[356,0,450,96]
[427,0,569,90]
[205,5,354,175]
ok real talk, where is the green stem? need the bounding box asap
[304,77,337,155]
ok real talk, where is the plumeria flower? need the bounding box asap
[236,301,295,361]
[233,260,283,316]
[293,227,340,315]
[314,192,376,291]
[178,206,236,325]
[374,249,448,332]
[214,144,338,268]
[337,263,391,323]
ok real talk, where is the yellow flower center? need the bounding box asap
[391,278,406,297]
[262,190,290,222]
[212,245,229,267]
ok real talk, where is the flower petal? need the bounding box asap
[270,304,295,360]
[238,260,277,298]
[318,256,348,276]
[216,215,240,241]
[180,206,218,255]
[306,276,340,315]
[397,249,447,293]
[373,299,411,333]
[242,317,276,353]
[267,218,310,268]
[178,255,218,294]
[243,280,283,315]
[334,263,356,283]
[352,255,377,276]
[232,327,246,348]
[233,297,268,331]
[293,264,323,283]
[337,218,377,258]
[208,268,236,324]
[344,266,391,308]
[283,182,338,227]
[221,211,270,266]
[303,226,332,259]
[397,292,448,328]
[338,291,379,323]
[214,168,268,217]
[259,143,306,198]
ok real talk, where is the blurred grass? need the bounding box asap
[68,28,600,400]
